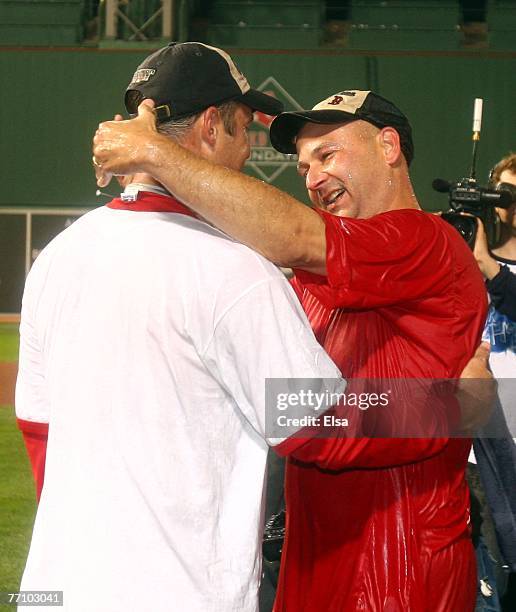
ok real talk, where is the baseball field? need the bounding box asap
[0,323,36,597]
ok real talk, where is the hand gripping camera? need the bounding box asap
[433,99,516,249]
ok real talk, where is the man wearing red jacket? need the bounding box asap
[265,93,487,612]
[92,89,488,610]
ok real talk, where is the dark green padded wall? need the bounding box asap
[1,49,151,208]
[1,48,515,210]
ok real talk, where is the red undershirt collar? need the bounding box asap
[107,191,197,219]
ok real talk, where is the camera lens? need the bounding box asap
[441,213,477,248]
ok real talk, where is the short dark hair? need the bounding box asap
[156,100,240,142]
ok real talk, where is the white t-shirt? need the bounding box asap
[16,202,341,612]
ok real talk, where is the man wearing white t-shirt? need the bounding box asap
[15,43,344,612]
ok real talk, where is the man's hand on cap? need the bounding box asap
[93,99,160,187]
[92,113,123,187]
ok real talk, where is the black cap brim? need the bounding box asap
[239,89,284,116]
[270,110,358,154]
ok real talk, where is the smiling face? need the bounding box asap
[295,120,391,219]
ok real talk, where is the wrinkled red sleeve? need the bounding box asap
[17,418,48,501]
[294,209,453,310]
[275,431,449,470]
[275,383,461,470]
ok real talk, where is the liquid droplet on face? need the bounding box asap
[347,172,353,180]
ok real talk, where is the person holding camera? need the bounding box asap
[473,153,516,321]
[469,152,516,611]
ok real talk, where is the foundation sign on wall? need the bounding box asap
[245,77,303,185]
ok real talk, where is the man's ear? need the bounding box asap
[378,127,402,166]
[199,106,220,148]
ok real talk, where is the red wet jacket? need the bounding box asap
[274,209,487,612]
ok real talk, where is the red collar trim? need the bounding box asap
[107,192,197,218]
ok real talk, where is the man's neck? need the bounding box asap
[119,173,172,203]
[382,172,421,214]
[131,172,163,189]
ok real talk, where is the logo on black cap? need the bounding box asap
[130,69,156,85]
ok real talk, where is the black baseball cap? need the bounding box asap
[270,90,414,165]
[125,42,283,123]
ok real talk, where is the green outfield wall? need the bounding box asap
[1,47,515,212]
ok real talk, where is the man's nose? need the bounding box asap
[305,165,326,192]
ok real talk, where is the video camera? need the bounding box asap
[433,99,516,249]
[434,177,515,249]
